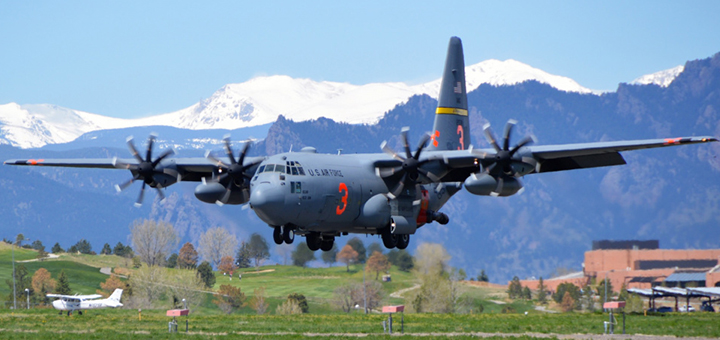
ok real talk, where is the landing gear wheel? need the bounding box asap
[320,237,335,251]
[396,234,410,249]
[78,311,83,315]
[306,233,321,251]
[283,227,295,244]
[382,231,397,249]
[273,226,283,245]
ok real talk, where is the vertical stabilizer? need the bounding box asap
[108,289,123,302]
[428,37,469,151]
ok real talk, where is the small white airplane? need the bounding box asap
[47,289,123,315]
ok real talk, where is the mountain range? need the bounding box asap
[1,53,718,283]
[3,58,596,149]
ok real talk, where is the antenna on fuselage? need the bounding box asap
[337,149,343,155]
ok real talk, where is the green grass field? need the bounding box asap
[1,308,719,339]
[3,245,720,339]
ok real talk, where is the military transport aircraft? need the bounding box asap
[47,289,123,315]
[5,37,717,252]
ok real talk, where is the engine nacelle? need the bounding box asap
[194,182,249,205]
[390,215,417,235]
[356,194,391,228]
[464,173,522,197]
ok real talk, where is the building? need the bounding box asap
[520,240,720,293]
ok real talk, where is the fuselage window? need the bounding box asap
[264,164,275,173]
[291,167,299,175]
[257,165,265,174]
[297,167,305,176]
[275,165,286,173]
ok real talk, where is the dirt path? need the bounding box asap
[100,267,127,278]
[390,284,420,298]
[17,253,59,262]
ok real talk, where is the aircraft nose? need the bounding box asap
[250,183,287,225]
[52,300,62,309]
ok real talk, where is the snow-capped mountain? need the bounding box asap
[630,65,684,87]
[0,103,138,148]
[1,59,597,148]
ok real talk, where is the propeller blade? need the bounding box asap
[205,150,230,168]
[381,141,405,161]
[238,141,251,167]
[509,135,535,156]
[503,119,517,151]
[145,135,156,162]
[378,166,403,178]
[126,137,144,163]
[413,133,431,160]
[468,145,489,159]
[390,174,407,198]
[135,182,146,207]
[155,186,166,202]
[112,157,136,170]
[483,124,502,152]
[115,175,139,193]
[216,187,232,206]
[417,167,440,182]
[491,177,504,197]
[151,149,175,167]
[223,136,237,165]
[401,127,412,159]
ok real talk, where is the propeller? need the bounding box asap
[113,134,179,207]
[473,120,535,195]
[378,127,439,198]
[205,135,260,205]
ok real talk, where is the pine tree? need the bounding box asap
[235,242,252,268]
[537,277,548,304]
[196,261,216,288]
[51,243,64,253]
[101,243,112,255]
[56,270,72,295]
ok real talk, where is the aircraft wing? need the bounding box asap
[3,157,264,182]
[431,136,717,181]
[46,293,103,300]
[527,136,717,173]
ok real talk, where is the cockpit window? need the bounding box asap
[258,163,305,176]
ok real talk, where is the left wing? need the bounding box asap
[46,293,103,300]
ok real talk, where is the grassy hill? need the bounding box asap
[1,243,527,315]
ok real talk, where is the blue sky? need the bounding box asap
[1,1,719,118]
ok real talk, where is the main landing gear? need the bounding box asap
[382,230,410,250]
[272,225,295,245]
[306,233,335,252]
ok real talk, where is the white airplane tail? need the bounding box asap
[108,289,123,302]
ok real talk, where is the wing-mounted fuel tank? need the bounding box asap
[194,180,250,205]
[464,173,522,197]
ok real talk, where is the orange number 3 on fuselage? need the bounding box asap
[336,182,348,215]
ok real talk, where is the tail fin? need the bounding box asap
[428,36,469,151]
[108,289,123,302]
